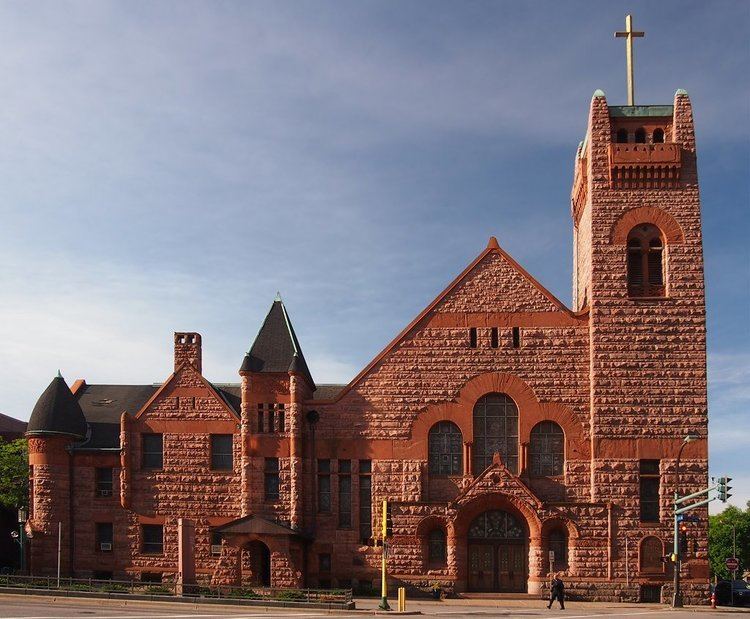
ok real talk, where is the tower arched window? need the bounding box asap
[634,127,646,143]
[428,421,463,476]
[428,529,447,565]
[616,128,629,143]
[640,536,664,573]
[652,128,665,143]
[627,224,665,297]
[473,393,519,474]
[529,421,564,476]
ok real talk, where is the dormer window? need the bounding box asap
[627,224,665,297]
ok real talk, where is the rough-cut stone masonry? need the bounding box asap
[26,90,709,603]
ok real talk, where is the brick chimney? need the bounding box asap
[174,332,202,374]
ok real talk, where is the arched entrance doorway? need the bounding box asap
[467,510,527,592]
[241,540,271,587]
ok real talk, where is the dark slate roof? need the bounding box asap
[75,384,158,449]
[0,412,27,437]
[312,384,347,401]
[212,384,241,416]
[240,299,315,389]
[27,375,88,439]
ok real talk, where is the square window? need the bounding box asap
[142,434,163,470]
[96,522,113,551]
[210,434,233,470]
[95,467,114,497]
[141,524,164,555]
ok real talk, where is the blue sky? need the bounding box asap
[0,1,747,511]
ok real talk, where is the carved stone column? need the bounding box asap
[288,373,303,530]
[527,535,545,595]
[239,373,252,517]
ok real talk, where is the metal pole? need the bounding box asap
[56,522,62,589]
[378,500,390,611]
[625,536,629,588]
[729,525,737,606]
[672,441,688,608]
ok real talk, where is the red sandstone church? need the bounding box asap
[25,88,709,602]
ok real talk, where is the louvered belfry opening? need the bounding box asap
[627,224,665,297]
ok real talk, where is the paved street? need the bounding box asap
[0,595,746,619]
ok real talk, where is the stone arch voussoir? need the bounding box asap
[610,206,685,245]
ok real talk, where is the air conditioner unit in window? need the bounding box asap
[211,544,223,555]
[99,489,112,497]
[100,542,112,551]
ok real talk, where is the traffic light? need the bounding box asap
[717,476,733,502]
[385,501,393,538]
[679,522,689,557]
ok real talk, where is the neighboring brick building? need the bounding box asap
[25,89,709,602]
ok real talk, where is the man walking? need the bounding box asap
[547,572,565,610]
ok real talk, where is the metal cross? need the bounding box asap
[615,14,645,106]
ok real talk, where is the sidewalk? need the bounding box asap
[352,596,748,613]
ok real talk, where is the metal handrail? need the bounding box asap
[0,573,351,603]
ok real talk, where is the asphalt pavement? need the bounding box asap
[0,595,746,618]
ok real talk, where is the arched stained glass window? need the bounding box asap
[428,529,447,564]
[627,224,665,297]
[529,421,564,476]
[473,394,519,474]
[468,510,524,540]
[428,421,463,476]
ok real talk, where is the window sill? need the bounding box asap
[628,296,669,301]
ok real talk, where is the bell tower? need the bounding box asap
[570,23,709,592]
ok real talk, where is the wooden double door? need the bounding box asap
[468,542,527,592]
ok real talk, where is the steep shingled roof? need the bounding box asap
[240,299,315,389]
[27,374,87,439]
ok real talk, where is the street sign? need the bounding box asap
[725,557,739,571]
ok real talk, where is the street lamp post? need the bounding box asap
[672,434,699,608]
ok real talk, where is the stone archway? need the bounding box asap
[242,540,271,587]
[452,493,542,594]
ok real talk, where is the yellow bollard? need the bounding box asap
[398,586,406,612]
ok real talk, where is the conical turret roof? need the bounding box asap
[27,373,87,439]
[240,298,315,389]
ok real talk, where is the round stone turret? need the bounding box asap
[27,373,87,439]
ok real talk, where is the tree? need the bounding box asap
[0,437,28,510]
[709,502,750,580]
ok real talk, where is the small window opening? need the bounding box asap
[652,128,664,143]
[512,327,521,348]
[616,128,629,143]
[634,128,646,143]
[469,327,477,348]
[490,327,499,348]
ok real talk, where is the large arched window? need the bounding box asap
[428,529,447,565]
[616,128,629,143]
[634,127,646,143]
[640,536,664,573]
[627,224,665,297]
[652,128,665,143]
[529,421,564,476]
[428,421,463,476]
[473,394,519,474]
